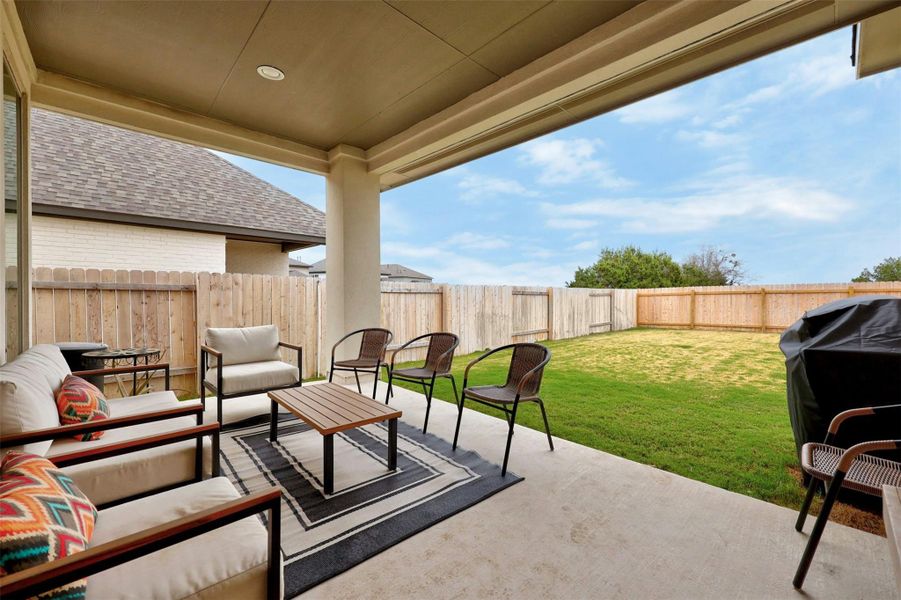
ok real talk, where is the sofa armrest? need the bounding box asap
[49,422,219,471]
[73,363,171,391]
[0,403,203,449]
[0,487,282,600]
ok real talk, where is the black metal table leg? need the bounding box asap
[269,399,278,442]
[388,418,398,471]
[323,434,334,494]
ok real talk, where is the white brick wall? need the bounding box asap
[31,215,226,272]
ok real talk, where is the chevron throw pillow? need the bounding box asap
[56,375,110,441]
[0,452,98,599]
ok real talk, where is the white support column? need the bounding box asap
[324,144,381,378]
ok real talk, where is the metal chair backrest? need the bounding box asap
[505,343,550,397]
[423,332,459,374]
[358,328,393,361]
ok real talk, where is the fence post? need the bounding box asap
[609,289,615,332]
[689,290,696,329]
[760,287,767,332]
[546,287,554,341]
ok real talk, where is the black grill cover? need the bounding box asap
[779,295,901,461]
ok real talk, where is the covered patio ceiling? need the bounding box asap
[12,0,899,189]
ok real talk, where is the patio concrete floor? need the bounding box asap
[297,381,897,600]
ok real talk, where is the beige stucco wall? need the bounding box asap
[31,215,225,271]
[225,239,289,276]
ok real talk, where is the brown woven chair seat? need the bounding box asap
[465,384,538,404]
[334,358,380,369]
[392,366,440,380]
[801,442,901,496]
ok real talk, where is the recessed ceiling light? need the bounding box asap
[256,65,285,81]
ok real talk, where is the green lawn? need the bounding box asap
[384,328,826,517]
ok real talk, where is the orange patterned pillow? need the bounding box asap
[0,452,97,599]
[55,375,110,441]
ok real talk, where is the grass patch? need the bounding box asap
[385,328,881,533]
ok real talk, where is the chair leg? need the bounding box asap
[200,382,206,412]
[793,471,846,589]
[371,365,380,399]
[501,403,519,477]
[537,399,554,451]
[353,369,362,394]
[385,370,394,404]
[422,376,436,434]
[453,395,465,450]
[448,375,459,407]
[217,393,223,429]
[328,364,334,383]
[795,476,819,532]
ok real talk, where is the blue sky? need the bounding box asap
[218,28,901,286]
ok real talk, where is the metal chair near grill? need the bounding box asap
[385,332,460,434]
[453,342,553,476]
[793,403,901,589]
[329,328,393,399]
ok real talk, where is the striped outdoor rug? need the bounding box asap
[220,413,522,597]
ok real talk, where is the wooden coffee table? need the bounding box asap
[268,383,402,494]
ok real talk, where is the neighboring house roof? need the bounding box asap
[309,260,432,281]
[289,259,311,268]
[23,108,325,248]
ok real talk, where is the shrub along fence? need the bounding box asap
[14,267,637,395]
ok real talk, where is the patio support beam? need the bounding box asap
[324,145,381,378]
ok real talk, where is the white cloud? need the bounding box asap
[545,217,597,230]
[545,174,853,234]
[570,240,598,252]
[615,90,692,124]
[676,129,745,149]
[445,232,510,250]
[457,171,537,202]
[794,52,856,96]
[519,138,632,189]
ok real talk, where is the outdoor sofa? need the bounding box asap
[0,344,215,506]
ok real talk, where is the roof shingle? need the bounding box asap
[26,108,325,243]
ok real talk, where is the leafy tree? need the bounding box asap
[568,245,683,289]
[852,257,901,282]
[681,246,746,286]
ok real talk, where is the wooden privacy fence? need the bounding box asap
[16,268,637,395]
[637,282,901,332]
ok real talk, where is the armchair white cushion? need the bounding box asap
[206,325,281,366]
[205,361,298,396]
[1,346,213,505]
[46,394,210,506]
[0,344,70,455]
[86,477,277,599]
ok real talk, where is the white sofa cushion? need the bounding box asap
[47,397,211,505]
[88,477,275,599]
[205,325,281,366]
[0,344,70,455]
[206,361,298,395]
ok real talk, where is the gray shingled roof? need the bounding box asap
[309,260,431,281]
[26,108,325,245]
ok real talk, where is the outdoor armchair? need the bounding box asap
[0,434,282,600]
[793,403,901,589]
[385,332,459,434]
[329,328,392,399]
[201,325,302,427]
[0,344,216,506]
[453,342,553,476]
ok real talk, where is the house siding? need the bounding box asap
[29,215,225,271]
[225,239,289,276]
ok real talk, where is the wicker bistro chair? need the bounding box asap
[329,328,393,399]
[385,332,460,434]
[452,343,553,476]
[793,403,901,589]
